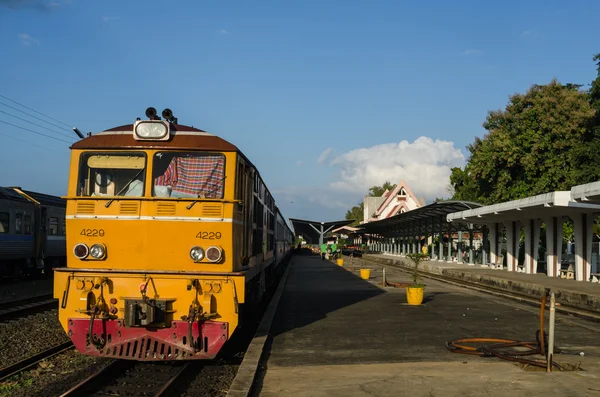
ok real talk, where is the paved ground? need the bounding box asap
[253,254,600,396]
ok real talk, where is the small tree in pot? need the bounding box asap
[405,252,428,305]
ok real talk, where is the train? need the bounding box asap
[53,107,294,361]
[0,186,66,277]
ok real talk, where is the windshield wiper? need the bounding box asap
[186,176,227,210]
[105,168,145,208]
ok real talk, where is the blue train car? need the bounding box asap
[0,187,66,277]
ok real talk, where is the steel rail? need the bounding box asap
[59,361,192,397]
[0,341,74,383]
[0,293,57,320]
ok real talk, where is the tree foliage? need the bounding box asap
[450,74,598,205]
[345,181,397,226]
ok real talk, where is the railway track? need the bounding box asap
[357,257,600,322]
[0,293,57,321]
[60,360,194,397]
[0,341,74,383]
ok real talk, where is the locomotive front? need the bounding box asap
[53,108,246,360]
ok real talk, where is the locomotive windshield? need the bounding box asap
[153,152,225,199]
[77,152,146,197]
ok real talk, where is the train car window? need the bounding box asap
[0,212,8,233]
[15,213,22,234]
[49,217,58,235]
[77,152,146,197]
[24,214,32,235]
[235,162,244,201]
[153,152,225,199]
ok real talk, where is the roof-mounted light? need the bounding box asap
[133,119,170,141]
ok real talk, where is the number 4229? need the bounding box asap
[196,232,221,239]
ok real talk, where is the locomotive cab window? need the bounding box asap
[77,152,146,197]
[0,212,8,233]
[153,152,225,199]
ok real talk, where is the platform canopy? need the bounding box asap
[447,191,600,224]
[359,200,483,237]
[571,181,600,205]
[289,218,355,245]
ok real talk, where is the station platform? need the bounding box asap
[253,254,600,397]
[361,253,600,314]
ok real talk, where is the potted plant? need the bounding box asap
[405,252,427,305]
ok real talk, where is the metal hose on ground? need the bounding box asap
[446,293,563,371]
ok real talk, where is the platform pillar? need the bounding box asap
[523,219,543,274]
[457,230,463,264]
[447,224,452,262]
[544,217,563,278]
[504,221,520,272]
[574,213,594,282]
[482,225,488,266]
[468,228,474,265]
[489,223,498,265]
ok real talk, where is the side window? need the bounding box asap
[236,162,244,200]
[0,212,8,233]
[49,217,58,235]
[15,213,23,234]
[24,214,32,235]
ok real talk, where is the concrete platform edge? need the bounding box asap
[226,257,292,396]
[362,254,600,315]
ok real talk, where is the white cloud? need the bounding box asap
[18,33,39,46]
[1,0,63,11]
[317,147,334,165]
[462,49,481,55]
[275,136,465,221]
[219,29,231,35]
[328,136,465,201]
[521,29,538,37]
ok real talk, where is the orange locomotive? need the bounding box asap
[53,107,293,360]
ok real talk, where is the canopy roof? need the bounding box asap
[359,200,483,236]
[289,218,355,244]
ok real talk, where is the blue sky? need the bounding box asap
[0,0,599,222]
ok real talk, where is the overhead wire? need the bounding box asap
[0,99,75,137]
[0,119,73,144]
[0,93,72,129]
[0,109,75,140]
[0,130,61,153]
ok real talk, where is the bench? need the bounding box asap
[559,268,575,279]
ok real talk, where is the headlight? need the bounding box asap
[133,120,170,141]
[89,243,106,259]
[206,246,222,263]
[190,246,204,262]
[73,243,89,259]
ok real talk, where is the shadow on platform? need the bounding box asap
[269,252,386,338]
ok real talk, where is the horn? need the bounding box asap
[145,107,157,120]
[162,108,173,120]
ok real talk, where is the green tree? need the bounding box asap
[345,201,364,226]
[450,78,597,204]
[367,181,397,197]
[345,181,398,226]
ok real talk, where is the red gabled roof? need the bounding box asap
[375,180,421,217]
